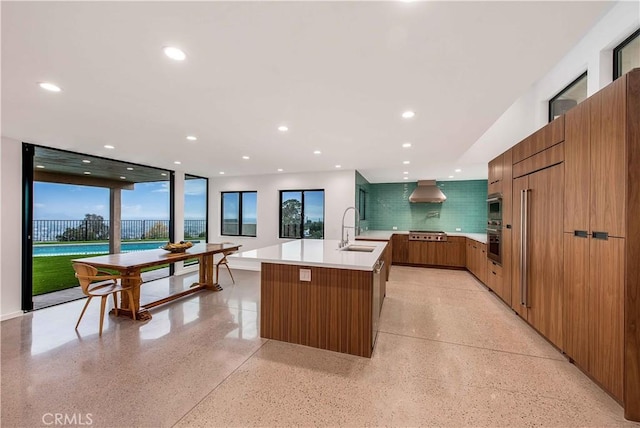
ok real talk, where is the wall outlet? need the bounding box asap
[299,268,311,282]
[392,226,398,230]
[456,228,462,231]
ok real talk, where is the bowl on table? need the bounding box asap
[160,241,193,253]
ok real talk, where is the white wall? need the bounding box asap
[462,0,640,163]
[1,137,24,320]
[209,170,356,270]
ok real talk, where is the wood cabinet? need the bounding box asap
[512,163,564,350]
[466,238,487,284]
[391,234,408,264]
[486,259,503,296]
[512,115,564,163]
[405,237,465,268]
[488,154,503,194]
[502,148,513,227]
[563,75,628,402]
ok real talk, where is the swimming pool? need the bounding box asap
[33,241,201,257]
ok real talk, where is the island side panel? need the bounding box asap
[261,263,374,358]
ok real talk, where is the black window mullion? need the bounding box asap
[238,192,244,236]
[300,191,306,239]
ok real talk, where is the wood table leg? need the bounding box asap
[110,268,152,321]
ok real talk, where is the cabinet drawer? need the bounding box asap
[487,259,503,277]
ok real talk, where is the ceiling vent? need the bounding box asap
[408,180,447,203]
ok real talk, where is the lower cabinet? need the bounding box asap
[564,233,624,401]
[486,259,503,296]
[405,237,465,267]
[466,238,487,284]
[392,234,409,264]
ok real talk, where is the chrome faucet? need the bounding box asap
[339,206,361,248]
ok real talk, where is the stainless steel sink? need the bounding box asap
[340,245,376,252]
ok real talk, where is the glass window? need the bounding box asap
[614,29,640,80]
[359,188,366,221]
[221,191,257,237]
[549,72,587,122]
[184,175,207,242]
[279,190,324,239]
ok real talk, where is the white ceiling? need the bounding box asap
[2,1,612,183]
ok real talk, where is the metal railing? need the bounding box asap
[33,219,206,242]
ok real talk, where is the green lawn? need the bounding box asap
[32,255,169,296]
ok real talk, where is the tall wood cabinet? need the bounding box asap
[563,75,627,402]
[512,163,564,350]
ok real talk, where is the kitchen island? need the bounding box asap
[232,239,387,357]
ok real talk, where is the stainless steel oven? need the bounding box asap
[487,227,501,263]
[487,193,502,264]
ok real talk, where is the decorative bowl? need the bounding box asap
[161,242,193,253]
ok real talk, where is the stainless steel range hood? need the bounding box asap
[409,180,447,203]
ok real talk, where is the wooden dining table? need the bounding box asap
[72,243,241,321]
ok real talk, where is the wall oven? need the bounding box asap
[487,194,502,264]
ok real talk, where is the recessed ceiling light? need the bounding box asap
[402,143,412,148]
[219,171,225,175]
[82,159,91,164]
[104,145,115,149]
[277,168,284,172]
[402,111,415,119]
[174,161,181,165]
[38,82,61,92]
[84,171,91,175]
[161,173,167,176]
[126,167,134,171]
[163,46,186,61]
[455,169,462,173]
[403,160,410,165]
[36,165,45,169]
[242,156,250,160]
[120,176,126,180]
[335,165,342,168]
[403,177,409,180]
[278,126,288,132]
[186,136,197,141]
[403,171,409,175]
[313,150,321,155]
[449,175,454,178]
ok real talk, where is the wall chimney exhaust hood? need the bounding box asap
[409,180,447,203]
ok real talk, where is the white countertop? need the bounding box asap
[356,230,487,244]
[230,239,387,271]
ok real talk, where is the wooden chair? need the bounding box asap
[216,244,236,284]
[72,262,136,336]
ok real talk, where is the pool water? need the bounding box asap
[33,241,201,257]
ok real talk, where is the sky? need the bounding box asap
[34,179,207,220]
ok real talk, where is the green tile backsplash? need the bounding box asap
[367,180,488,233]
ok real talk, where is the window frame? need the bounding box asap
[278,189,325,239]
[184,174,209,243]
[359,188,366,221]
[220,191,257,237]
[548,71,587,122]
[613,28,640,80]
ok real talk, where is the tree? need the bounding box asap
[145,221,169,239]
[281,199,302,238]
[57,213,109,241]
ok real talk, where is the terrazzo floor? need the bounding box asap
[1,266,637,427]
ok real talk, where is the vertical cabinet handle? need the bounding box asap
[520,189,530,308]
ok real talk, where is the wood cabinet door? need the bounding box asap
[407,241,423,264]
[511,175,529,317]
[445,237,466,267]
[591,76,626,238]
[502,148,513,227]
[478,243,487,284]
[589,236,624,401]
[564,99,591,233]
[391,234,408,264]
[466,239,473,270]
[526,164,564,349]
[501,228,512,305]
[563,232,590,369]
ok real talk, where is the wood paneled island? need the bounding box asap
[232,240,388,358]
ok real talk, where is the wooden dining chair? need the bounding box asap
[215,243,236,284]
[72,262,136,336]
